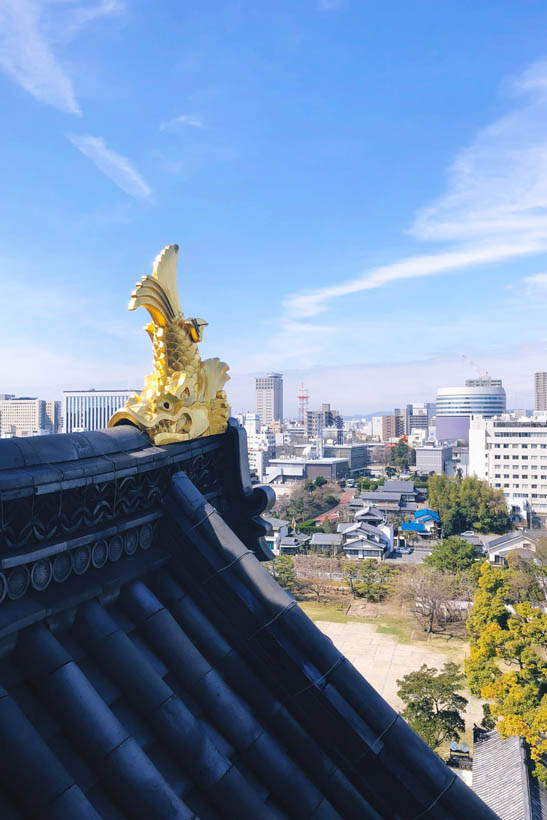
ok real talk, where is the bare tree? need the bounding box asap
[395,567,471,633]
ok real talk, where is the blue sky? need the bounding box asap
[3,1,547,415]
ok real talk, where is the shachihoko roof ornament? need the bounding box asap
[109,244,229,444]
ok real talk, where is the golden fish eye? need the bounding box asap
[163,401,170,409]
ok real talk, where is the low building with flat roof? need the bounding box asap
[265,457,349,484]
[416,445,453,475]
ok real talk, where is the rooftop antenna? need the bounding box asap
[297,383,309,426]
[461,354,490,381]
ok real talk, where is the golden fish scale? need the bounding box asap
[151,325,200,381]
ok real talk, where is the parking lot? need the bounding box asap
[386,547,431,564]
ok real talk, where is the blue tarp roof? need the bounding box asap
[401,522,426,532]
[414,508,439,521]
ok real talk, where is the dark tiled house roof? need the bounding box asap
[0,422,497,819]
[377,481,416,494]
[473,728,547,820]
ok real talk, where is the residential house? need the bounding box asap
[341,521,394,561]
[354,505,386,527]
[486,529,547,565]
[310,532,343,555]
[262,516,290,554]
[403,508,441,537]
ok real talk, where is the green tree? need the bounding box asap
[385,466,397,478]
[396,662,468,751]
[465,562,547,784]
[273,555,296,592]
[314,475,328,488]
[427,474,511,536]
[343,561,359,598]
[424,537,478,573]
[353,559,397,602]
[389,439,416,470]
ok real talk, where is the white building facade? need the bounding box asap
[436,378,506,441]
[469,413,547,522]
[63,390,137,433]
[246,431,276,481]
[0,398,49,437]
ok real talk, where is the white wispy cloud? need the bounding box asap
[160,114,204,131]
[524,272,547,292]
[68,135,152,198]
[0,0,81,114]
[283,60,547,320]
[61,0,125,40]
[0,0,125,115]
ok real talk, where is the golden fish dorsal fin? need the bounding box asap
[152,244,182,318]
[128,244,183,326]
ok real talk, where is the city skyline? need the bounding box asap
[3,4,547,413]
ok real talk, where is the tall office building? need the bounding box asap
[0,397,50,437]
[255,373,283,427]
[45,400,62,434]
[63,389,138,433]
[436,378,506,441]
[405,402,435,434]
[535,373,547,412]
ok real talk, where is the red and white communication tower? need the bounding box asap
[297,383,309,426]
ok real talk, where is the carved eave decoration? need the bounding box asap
[109,244,230,444]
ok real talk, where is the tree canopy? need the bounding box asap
[274,481,342,522]
[424,537,478,573]
[397,662,468,751]
[389,439,416,470]
[427,474,511,535]
[272,555,296,592]
[351,559,397,601]
[465,561,547,784]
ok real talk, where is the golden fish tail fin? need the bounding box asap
[128,244,182,326]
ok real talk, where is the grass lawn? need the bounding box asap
[298,601,364,624]
[299,599,470,661]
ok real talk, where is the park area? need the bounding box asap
[299,599,483,751]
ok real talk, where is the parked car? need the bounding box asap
[398,546,414,555]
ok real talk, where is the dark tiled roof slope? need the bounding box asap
[473,729,547,820]
[0,426,498,819]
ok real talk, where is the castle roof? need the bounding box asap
[0,422,496,819]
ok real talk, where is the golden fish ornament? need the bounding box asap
[109,244,230,444]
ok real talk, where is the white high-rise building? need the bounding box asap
[255,373,283,427]
[63,389,138,433]
[469,412,547,523]
[534,372,547,412]
[371,416,383,440]
[436,378,506,441]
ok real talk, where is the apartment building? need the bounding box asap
[469,413,547,522]
[534,372,547,412]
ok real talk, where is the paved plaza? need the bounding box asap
[316,620,483,727]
